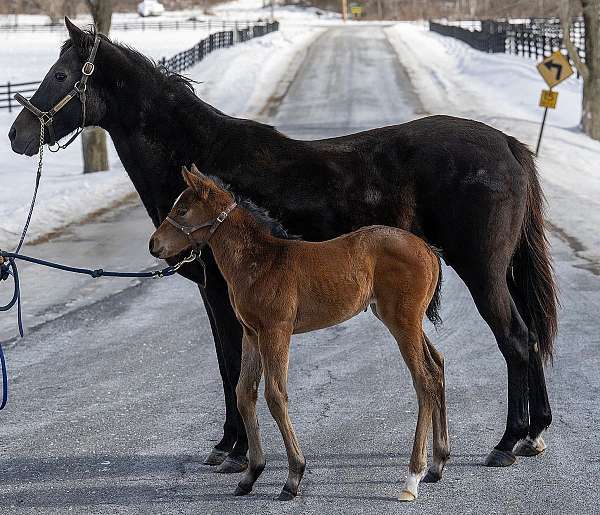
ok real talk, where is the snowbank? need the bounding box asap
[0,21,323,249]
[386,23,600,269]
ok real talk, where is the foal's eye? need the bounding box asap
[54,72,67,82]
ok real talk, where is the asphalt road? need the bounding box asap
[1,27,599,514]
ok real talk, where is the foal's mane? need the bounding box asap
[61,29,196,92]
[208,176,299,240]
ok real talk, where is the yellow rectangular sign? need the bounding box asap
[539,89,558,109]
[537,51,574,88]
[351,6,362,14]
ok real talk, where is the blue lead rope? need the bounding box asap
[0,250,180,410]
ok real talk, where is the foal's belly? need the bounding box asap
[292,292,373,334]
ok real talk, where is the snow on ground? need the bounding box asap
[0,3,325,249]
[386,23,600,269]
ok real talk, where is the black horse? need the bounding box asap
[9,20,557,472]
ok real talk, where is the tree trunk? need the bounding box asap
[82,0,112,173]
[581,0,600,139]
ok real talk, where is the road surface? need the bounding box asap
[0,27,598,514]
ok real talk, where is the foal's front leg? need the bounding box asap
[261,326,306,501]
[235,330,266,496]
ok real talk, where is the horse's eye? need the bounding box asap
[175,207,187,217]
[54,72,67,82]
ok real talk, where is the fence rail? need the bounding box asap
[0,18,264,33]
[0,20,279,111]
[430,18,585,75]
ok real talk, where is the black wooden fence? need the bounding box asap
[0,20,279,111]
[0,18,261,33]
[430,18,585,73]
[429,21,505,53]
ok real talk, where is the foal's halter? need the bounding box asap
[14,35,101,152]
[165,202,238,287]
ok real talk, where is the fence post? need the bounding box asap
[7,81,11,113]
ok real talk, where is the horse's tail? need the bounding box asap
[426,247,443,327]
[507,135,558,363]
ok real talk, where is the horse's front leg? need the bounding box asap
[178,254,248,473]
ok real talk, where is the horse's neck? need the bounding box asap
[207,208,278,287]
[104,91,224,226]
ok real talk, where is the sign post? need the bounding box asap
[534,51,573,156]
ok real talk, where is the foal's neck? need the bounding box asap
[206,206,280,287]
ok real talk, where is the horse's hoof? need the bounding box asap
[234,484,252,496]
[276,488,296,501]
[203,448,229,466]
[215,455,248,474]
[484,449,517,467]
[422,469,442,483]
[513,436,546,457]
[399,490,417,502]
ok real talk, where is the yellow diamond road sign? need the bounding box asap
[537,51,574,88]
[539,89,558,109]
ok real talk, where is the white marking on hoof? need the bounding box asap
[400,471,425,501]
[514,435,546,455]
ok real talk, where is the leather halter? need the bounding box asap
[14,35,101,152]
[165,202,238,253]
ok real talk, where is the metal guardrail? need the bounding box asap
[430,18,585,74]
[0,20,279,111]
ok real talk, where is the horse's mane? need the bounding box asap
[61,29,195,92]
[208,176,299,240]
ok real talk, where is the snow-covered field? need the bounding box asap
[0,2,326,249]
[386,23,600,268]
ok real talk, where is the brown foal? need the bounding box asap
[149,165,449,502]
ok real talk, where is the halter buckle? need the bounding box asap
[82,62,95,76]
[216,211,228,223]
[40,113,53,126]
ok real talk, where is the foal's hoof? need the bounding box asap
[398,490,417,502]
[484,449,517,467]
[234,483,252,496]
[215,455,248,474]
[422,469,442,483]
[513,436,546,457]
[276,488,296,501]
[203,448,229,466]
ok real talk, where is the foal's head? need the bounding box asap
[149,165,233,259]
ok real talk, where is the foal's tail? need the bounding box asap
[507,136,558,363]
[426,248,443,328]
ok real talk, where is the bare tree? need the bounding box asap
[561,0,600,140]
[81,0,113,173]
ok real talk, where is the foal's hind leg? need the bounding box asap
[260,326,306,501]
[422,335,450,483]
[234,330,266,496]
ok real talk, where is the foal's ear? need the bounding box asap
[65,17,93,56]
[182,166,209,199]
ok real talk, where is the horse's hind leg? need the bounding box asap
[508,277,551,457]
[458,268,530,467]
[260,326,306,501]
[422,335,450,483]
[234,330,265,496]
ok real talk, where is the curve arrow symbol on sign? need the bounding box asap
[544,60,563,80]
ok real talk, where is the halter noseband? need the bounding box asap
[14,35,101,152]
[165,202,238,254]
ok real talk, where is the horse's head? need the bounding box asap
[9,18,109,156]
[149,165,235,259]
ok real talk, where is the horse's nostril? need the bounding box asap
[8,127,16,142]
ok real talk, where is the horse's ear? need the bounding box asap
[65,17,92,55]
